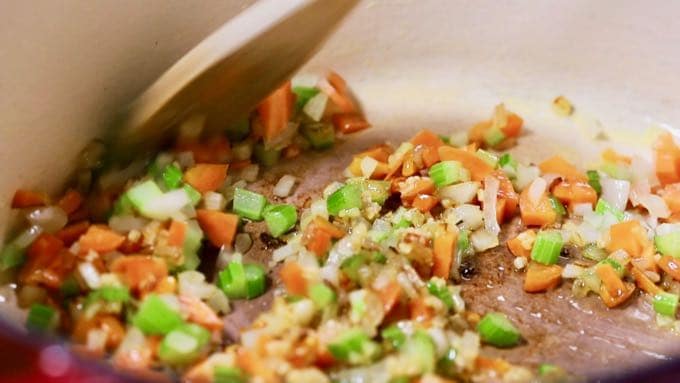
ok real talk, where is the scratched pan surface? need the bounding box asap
[2,0,680,382]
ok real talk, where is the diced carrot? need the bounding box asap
[332,113,370,134]
[73,314,125,351]
[659,183,680,214]
[410,129,445,149]
[57,189,83,215]
[359,144,393,163]
[179,295,223,331]
[280,261,308,295]
[596,263,626,298]
[19,233,74,289]
[552,180,597,207]
[183,163,228,193]
[518,187,557,227]
[657,256,680,281]
[409,298,434,324]
[110,256,168,295]
[79,225,125,255]
[196,209,238,247]
[229,160,252,170]
[654,132,680,186]
[258,81,294,145]
[421,146,440,168]
[507,231,534,258]
[302,217,344,258]
[538,155,587,182]
[602,148,631,165]
[491,171,519,222]
[375,280,402,315]
[236,347,278,383]
[412,193,439,213]
[167,219,187,247]
[475,356,512,375]
[468,120,491,146]
[438,146,494,182]
[433,231,457,279]
[523,262,562,293]
[153,276,177,295]
[501,113,523,138]
[605,220,648,258]
[599,281,635,308]
[630,267,662,295]
[11,189,48,208]
[176,135,231,164]
[56,220,90,245]
[398,177,436,202]
[318,74,355,113]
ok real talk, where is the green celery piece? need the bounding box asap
[327,328,380,365]
[214,366,247,383]
[594,199,624,221]
[292,86,320,112]
[484,126,506,147]
[327,183,362,216]
[87,285,130,304]
[158,323,211,366]
[132,295,184,335]
[653,292,679,317]
[530,230,564,265]
[244,263,266,299]
[180,220,203,271]
[582,244,606,262]
[309,283,336,308]
[59,276,81,298]
[477,312,521,347]
[476,149,499,167]
[340,254,366,282]
[549,195,566,217]
[655,231,680,258]
[183,184,202,206]
[381,324,406,349]
[111,192,135,216]
[263,204,297,237]
[253,143,281,167]
[586,170,602,195]
[127,180,164,214]
[0,242,25,271]
[233,187,267,221]
[498,153,517,169]
[26,303,57,332]
[301,122,335,150]
[225,118,251,142]
[429,160,465,187]
[427,278,454,309]
[600,161,633,180]
[401,330,436,374]
[162,164,183,189]
[217,261,248,299]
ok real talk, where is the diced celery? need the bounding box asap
[594,199,624,222]
[549,195,566,217]
[484,127,506,147]
[327,184,362,216]
[531,230,563,265]
[253,143,281,167]
[586,170,602,195]
[225,118,251,142]
[309,283,336,308]
[0,243,25,271]
[327,329,380,365]
[181,220,203,270]
[263,204,297,237]
[477,312,521,347]
[301,122,335,150]
[292,86,320,112]
[162,164,183,189]
[653,292,679,317]
[381,324,406,349]
[132,295,184,335]
[476,149,498,167]
[233,188,267,221]
[429,161,465,187]
[158,323,210,366]
[655,231,680,258]
[401,330,436,374]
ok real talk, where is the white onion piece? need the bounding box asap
[515,164,540,191]
[273,175,297,197]
[240,164,259,183]
[232,140,253,161]
[451,205,484,230]
[178,271,214,299]
[656,223,680,236]
[303,92,328,122]
[470,228,499,252]
[572,203,593,217]
[541,173,562,188]
[14,225,44,248]
[109,215,148,233]
[600,178,630,211]
[639,194,670,219]
[27,206,68,233]
[78,262,101,289]
[439,182,480,206]
[562,264,585,279]
[360,156,378,178]
[143,189,191,220]
[482,176,500,236]
[527,177,547,205]
[203,191,226,211]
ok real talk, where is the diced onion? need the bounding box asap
[527,177,547,205]
[657,223,680,236]
[450,205,484,230]
[78,262,101,289]
[572,203,593,217]
[562,264,585,279]
[14,225,44,249]
[514,164,540,191]
[178,271,214,299]
[303,92,329,122]
[87,329,108,352]
[203,191,226,211]
[470,228,499,252]
[600,178,630,212]
[232,140,254,161]
[27,206,68,233]
[513,256,528,270]
[482,176,501,236]
[360,157,378,178]
[144,189,191,220]
[205,289,230,314]
[273,175,297,197]
[638,194,670,219]
[240,164,260,183]
[439,182,480,206]
[109,215,148,233]
[234,233,253,254]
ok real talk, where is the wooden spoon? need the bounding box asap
[113,0,358,155]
